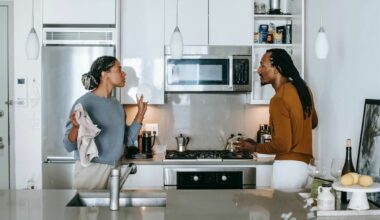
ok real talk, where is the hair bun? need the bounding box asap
[81,73,98,90]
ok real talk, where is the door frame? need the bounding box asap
[0,1,15,189]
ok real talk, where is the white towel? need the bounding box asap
[75,103,101,167]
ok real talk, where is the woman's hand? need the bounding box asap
[68,111,79,142]
[134,95,148,124]
[236,138,257,153]
[70,111,80,128]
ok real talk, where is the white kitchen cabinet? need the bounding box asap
[164,0,209,45]
[120,0,165,104]
[249,0,304,104]
[43,0,116,25]
[122,165,164,189]
[209,0,253,45]
[255,165,273,188]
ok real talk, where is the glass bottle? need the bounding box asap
[256,124,264,143]
[341,138,355,204]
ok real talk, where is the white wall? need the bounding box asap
[305,0,380,171]
[12,0,42,189]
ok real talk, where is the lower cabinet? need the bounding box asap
[255,165,273,188]
[122,165,164,189]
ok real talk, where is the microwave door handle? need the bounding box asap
[228,56,233,89]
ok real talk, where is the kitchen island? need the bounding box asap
[0,189,379,220]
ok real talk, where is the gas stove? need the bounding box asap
[164,150,253,161]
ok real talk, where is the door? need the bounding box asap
[0,5,10,189]
[164,0,208,45]
[209,0,253,45]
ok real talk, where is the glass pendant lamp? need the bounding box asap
[26,0,40,60]
[170,0,184,59]
[315,16,329,59]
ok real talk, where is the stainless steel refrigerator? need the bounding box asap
[42,28,116,189]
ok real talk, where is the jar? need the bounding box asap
[317,183,335,211]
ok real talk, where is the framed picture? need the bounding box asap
[357,99,380,207]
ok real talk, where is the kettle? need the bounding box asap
[141,131,156,156]
[269,0,281,14]
[175,133,190,152]
[225,133,244,152]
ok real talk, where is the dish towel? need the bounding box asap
[75,103,101,167]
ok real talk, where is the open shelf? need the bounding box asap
[254,43,293,48]
[254,14,295,19]
[249,100,270,105]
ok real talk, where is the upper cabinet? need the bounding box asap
[249,0,304,104]
[120,0,165,104]
[43,0,116,25]
[164,0,252,46]
[164,0,208,45]
[209,0,253,45]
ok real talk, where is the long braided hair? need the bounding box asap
[267,48,313,118]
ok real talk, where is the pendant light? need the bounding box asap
[26,0,40,60]
[170,0,184,59]
[315,16,329,59]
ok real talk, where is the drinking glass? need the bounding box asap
[330,158,344,181]
[308,159,327,178]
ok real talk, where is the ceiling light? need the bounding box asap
[26,0,40,60]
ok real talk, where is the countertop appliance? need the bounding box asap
[42,27,116,189]
[165,46,252,92]
[163,150,255,189]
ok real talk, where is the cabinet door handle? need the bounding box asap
[0,137,4,149]
[5,100,13,105]
[0,110,3,117]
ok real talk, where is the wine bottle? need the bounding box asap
[341,138,356,204]
[256,124,264,143]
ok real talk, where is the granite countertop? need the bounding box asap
[1,189,379,220]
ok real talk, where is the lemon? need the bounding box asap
[348,172,360,184]
[359,175,373,187]
[340,173,354,186]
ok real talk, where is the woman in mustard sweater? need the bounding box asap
[238,49,318,191]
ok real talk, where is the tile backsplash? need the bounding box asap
[125,93,269,150]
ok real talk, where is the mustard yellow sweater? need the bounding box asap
[256,82,318,164]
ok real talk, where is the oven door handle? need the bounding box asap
[228,56,233,89]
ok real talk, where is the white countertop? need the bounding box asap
[1,189,379,220]
[122,153,274,165]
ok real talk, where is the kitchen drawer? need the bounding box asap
[122,164,164,189]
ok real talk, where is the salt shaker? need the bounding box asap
[317,183,335,211]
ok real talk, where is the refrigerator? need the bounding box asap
[42,28,116,189]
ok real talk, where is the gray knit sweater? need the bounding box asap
[63,92,141,165]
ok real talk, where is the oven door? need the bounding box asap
[164,166,256,189]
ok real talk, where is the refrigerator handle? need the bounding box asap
[44,156,76,163]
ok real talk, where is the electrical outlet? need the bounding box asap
[144,123,159,136]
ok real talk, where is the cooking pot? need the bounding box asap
[175,133,190,152]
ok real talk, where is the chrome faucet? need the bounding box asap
[109,162,137,211]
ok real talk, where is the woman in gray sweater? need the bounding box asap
[63,56,147,189]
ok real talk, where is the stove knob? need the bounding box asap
[221,175,227,181]
[193,175,199,182]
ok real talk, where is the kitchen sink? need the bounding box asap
[66,190,166,207]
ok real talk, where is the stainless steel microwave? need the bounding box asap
[165,46,252,92]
